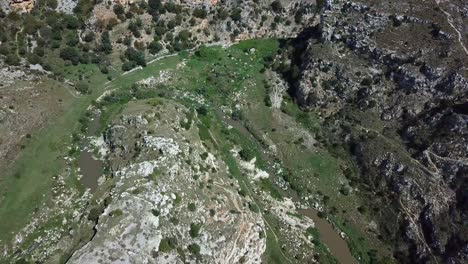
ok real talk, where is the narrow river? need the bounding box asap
[217,109,357,264]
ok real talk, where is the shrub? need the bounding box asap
[357,206,367,214]
[230,8,242,21]
[193,8,207,19]
[99,31,112,54]
[271,1,283,13]
[189,223,201,238]
[124,47,146,66]
[151,209,160,216]
[83,31,95,42]
[63,15,80,29]
[239,148,255,161]
[178,30,191,42]
[159,237,177,252]
[216,8,229,20]
[249,203,260,213]
[113,4,125,15]
[148,41,163,54]
[88,207,102,222]
[60,47,80,65]
[75,82,90,94]
[188,203,196,212]
[188,243,200,255]
[5,54,20,66]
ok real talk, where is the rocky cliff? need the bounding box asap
[282,0,468,263]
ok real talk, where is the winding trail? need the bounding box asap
[435,0,468,56]
[345,121,441,263]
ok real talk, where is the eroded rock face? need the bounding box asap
[284,0,468,263]
[68,100,266,264]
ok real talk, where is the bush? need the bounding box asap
[148,0,162,12]
[66,32,79,47]
[101,31,112,54]
[5,54,20,66]
[230,8,242,21]
[113,4,125,15]
[189,223,201,238]
[196,106,208,116]
[249,203,260,213]
[151,209,160,216]
[83,31,95,42]
[239,148,255,161]
[159,237,177,252]
[88,207,102,222]
[271,0,283,13]
[124,47,146,67]
[357,206,367,214]
[178,30,191,42]
[75,82,90,94]
[148,41,163,54]
[60,47,80,65]
[63,15,80,29]
[188,243,200,255]
[216,8,229,20]
[188,203,196,212]
[193,8,207,19]
[122,60,136,71]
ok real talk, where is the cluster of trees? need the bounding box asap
[121,47,145,71]
[0,1,115,75]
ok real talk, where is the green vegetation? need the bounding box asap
[187,203,196,212]
[159,237,178,253]
[189,223,202,238]
[188,243,200,256]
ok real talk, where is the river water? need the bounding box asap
[299,208,358,264]
[78,114,103,192]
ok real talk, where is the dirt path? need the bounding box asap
[213,182,248,263]
[435,0,468,56]
[15,26,24,57]
[399,197,439,263]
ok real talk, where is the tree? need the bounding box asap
[121,60,136,71]
[75,81,89,94]
[46,0,58,9]
[193,8,207,19]
[60,47,80,65]
[83,31,95,42]
[230,8,242,21]
[239,148,255,161]
[189,223,201,238]
[5,54,20,66]
[66,32,79,47]
[188,243,200,255]
[124,47,145,67]
[271,0,283,13]
[100,31,112,54]
[148,0,162,12]
[148,41,163,54]
[23,14,42,35]
[216,8,229,20]
[178,30,191,42]
[63,15,80,29]
[113,4,125,16]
